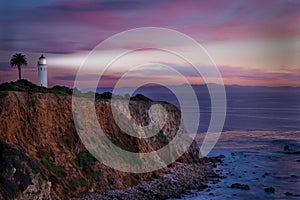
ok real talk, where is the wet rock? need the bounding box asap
[285,192,293,196]
[284,145,290,151]
[284,151,300,154]
[200,155,225,164]
[230,183,250,190]
[264,187,275,193]
[283,145,300,154]
[76,161,220,200]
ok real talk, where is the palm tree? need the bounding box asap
[10,53,27,80]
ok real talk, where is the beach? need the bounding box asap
[74,157,223,200]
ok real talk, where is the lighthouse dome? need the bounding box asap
[38,54,46,65]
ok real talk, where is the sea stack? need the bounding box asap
[37,54,47,87]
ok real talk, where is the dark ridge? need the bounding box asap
[130,93,153,102]
[0,79,74,96]
[0,79,153,102]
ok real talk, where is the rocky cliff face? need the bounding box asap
[0,91,201,199]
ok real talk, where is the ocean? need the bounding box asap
[128,84,300,132]
[131,85,300,199]
[188,131,300,200]
[97,84,300,199]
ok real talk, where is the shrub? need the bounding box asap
[41,160,66,177]
[0,91,8,98]
[77,149,96,172]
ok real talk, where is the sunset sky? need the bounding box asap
[0,0,299,88]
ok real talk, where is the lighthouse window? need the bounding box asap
[41,67,42,70]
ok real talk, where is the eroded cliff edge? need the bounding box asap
[0,81,208,199]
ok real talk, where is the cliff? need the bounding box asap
[0,81,201,199]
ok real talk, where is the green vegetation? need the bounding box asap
[64,177,92,192]
[79,178,90,188]
[76,149,103,182]
[62,136,72,148]
[41,159,66,177]
[123,151,142,166]
[157,130,166,141]
[0,91,8,98]
[106,139,143,166]
[77,149,96,172]
[157,130,168,145]
[38,151,49,159]
[26,101,35,108]
[112,139,128,151]
[0,79,74,96]
[0,80,153,102]
[67,158,77,169]
[66,181,77,192]
[89,171,102,180]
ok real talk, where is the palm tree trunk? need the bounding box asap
[18,65,21,80]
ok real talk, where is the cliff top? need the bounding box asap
[0,79,153,102]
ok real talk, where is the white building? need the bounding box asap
[37,54,47,87]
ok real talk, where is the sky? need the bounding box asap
[0,0,299,88]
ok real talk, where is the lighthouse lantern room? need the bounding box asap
[37,54,47,87]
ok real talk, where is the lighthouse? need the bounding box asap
[37,54,47,87]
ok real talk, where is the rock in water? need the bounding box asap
[264,187,275,193]
[284,145,289,151]
[230,183,250,190]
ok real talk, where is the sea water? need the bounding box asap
[188,131,300,200]
[134,85,300,199]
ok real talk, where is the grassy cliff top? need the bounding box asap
[0,79,153,102]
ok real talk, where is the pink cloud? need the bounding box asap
[217,65,300,86]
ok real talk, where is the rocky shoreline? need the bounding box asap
[75,156,224,200]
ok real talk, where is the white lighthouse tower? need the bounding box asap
[37,54,47,87]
